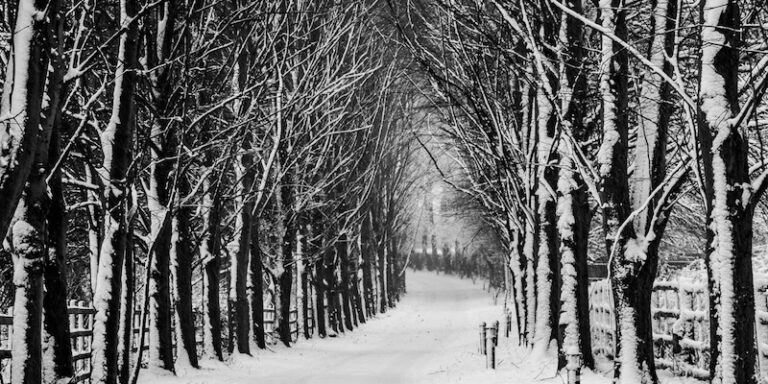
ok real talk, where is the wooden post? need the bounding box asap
[493,320,499,346]
[505,311,511,338]
[479,322,486,354]
[566,347,582,384]
[486,322,497,369]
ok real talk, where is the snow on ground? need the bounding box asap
[140,271,627,384]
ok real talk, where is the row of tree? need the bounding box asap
[392,0,768,383]
[0,1,419,384]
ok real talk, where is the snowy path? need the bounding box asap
[254,271,498,384]
[142,272,696,384]
[146,271,504,384]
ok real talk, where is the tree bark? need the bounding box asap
[42,125,74,384]
[117,207,134,384]
[375,228,388,312]
[554,0,593,369]
[509,229,527,345]
[337,233,354,331]
[201,178,224,360]
[314,258,327,337]
[697,2,756,383]
[145,0,178,372]
[0,0,51,241]
[229,162,252,354]
[7,1,57,380]
[90,0,139,381]
[361,212,375,317]
[324,246,340,333]
[250,218,266,349]
[278,172,295,346]
[40,8,74,381]
[593,0,660,382]
[351,240,366,325]
[532,2,561,359]
[171,194,199,367]
[300,227,314,338]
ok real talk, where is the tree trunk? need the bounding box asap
[250,218,266,349]
[229,147,252,354]
[337,233,354,331]
[278,172,295,346]
[11,183,47,384]
[509,229,527,345]
[300,227,314,338]
[147,121,175,372]
[386,238,396,307]
[0,0,52,241]
[171,197,199,368]
[556,156,593,369]
[145,0,178,372]
[85,165,102,296]
[201,180,223,360]
[90,0,139,381]
[43,128,74,384]
[594,0,659,382]
[41,12,74,380]
[301,260,312,337]
[314,258,327,337]
[361,213,375,317]
[377,239,388,313]
[554,0,593,369]
[532,3,561,359]
[8,1,58,380]
[324,246,340,333]
[117,209,134,384]
[351,242,366,325]
[697,2,756,383]
[523,216,537,345]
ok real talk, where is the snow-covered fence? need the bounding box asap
[755,278,768,375]
[588,280,614,360]
[69,301,95,383]
[263,307,301,344]
[0,306,11,383]
[0,303,252,382]
[0,301,96,384]
[589,278,711,379]
[651,280,709,379]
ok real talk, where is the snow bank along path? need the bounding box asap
[142,271,505,384]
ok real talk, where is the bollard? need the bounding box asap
[566,347,582,384]
[487,341,496,369]
[505,311,511,338]
[479,322,487,355]
[486,322,497,369]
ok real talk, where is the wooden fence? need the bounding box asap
[589,277,768,380]
[263,307,302,344]
[0,303,304,383]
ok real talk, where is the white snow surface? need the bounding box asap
[139,271,613,384]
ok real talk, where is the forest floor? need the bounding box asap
[140,271,694,384]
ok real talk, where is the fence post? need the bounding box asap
[479,322,486,355]
[566,347,582,384]
[505,311,511,338]
[486,322,497,369]
[493,320,499,346]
